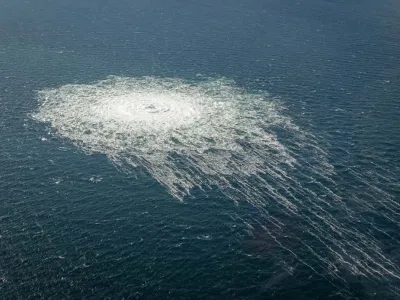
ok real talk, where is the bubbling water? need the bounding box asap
[32,76,400,296]
[33,76,296,198]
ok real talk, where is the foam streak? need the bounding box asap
[32,76,400,296]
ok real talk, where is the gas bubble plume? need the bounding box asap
[32,76,400,296]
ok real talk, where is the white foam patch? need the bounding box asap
[33,76,295,199]
[32,76,400,295]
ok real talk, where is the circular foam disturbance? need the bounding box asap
[33,76,295,198]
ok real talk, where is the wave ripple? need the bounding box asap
[32,76,400,295]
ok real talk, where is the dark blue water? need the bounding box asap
[1,0,400,299]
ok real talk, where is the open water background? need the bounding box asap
[0,0,399,299]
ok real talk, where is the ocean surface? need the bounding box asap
[1,0,400,299]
